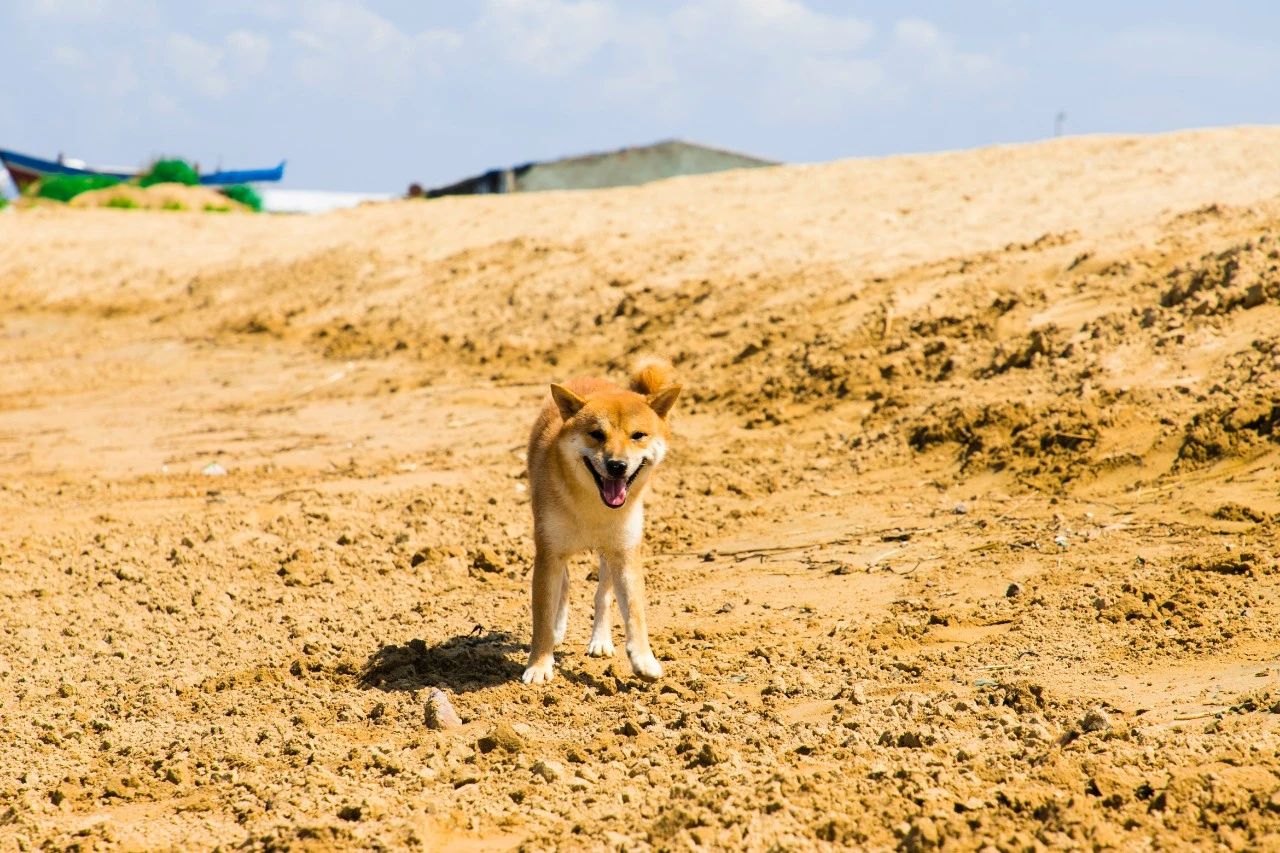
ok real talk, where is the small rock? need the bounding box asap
[618,720,642,737]
[896,731,925,749]
[1020,723,1052,742]
[423,689,463,730]
[903,816,940,849]
[1053,534,1069,549]
[531,759,564,782]
[1005,583,1021,598]
[689,742,723,767]
[1080,708,1111,733]
[470,548,503,574]
[849,683,868,705]
[477,722,524,754]
[953,502,968,515]
[201,462,227,476]
[567,776,590,791]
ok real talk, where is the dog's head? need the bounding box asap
[549,383,681,510]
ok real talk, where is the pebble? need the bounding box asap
[907,816,940,848]
[531,759,564,782]
[477,722,524,754]
[689,742,723,767]
[1080,708,1111,733]
[423,689,463,730]
[201,462,227,476]
[469,548,503,574]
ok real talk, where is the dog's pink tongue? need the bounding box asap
[601,478,627,507]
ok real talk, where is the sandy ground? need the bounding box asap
[2,127,1280,851]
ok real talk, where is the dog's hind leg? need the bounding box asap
[605,548,662,680]
[586,555,615,657]
[552,565,570,645]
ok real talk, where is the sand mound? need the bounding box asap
[2,127,1280,850]
[68,182,249,211]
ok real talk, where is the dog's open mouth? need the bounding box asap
[585,459,646,509]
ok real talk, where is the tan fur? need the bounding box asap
[522,357,682,684]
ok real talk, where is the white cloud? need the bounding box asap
[894,17,939,51]
[482,0,619,76]
[892,16,1002,84]
[50,44,139,98]
[159,29,274,100]
[226,30,271,77]
[166,33,230,98]
[654,1,882,121]
[675,0,873,55]
[288,0,459,101]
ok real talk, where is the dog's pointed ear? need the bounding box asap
[550,384,586,421]
[647,384,681,419]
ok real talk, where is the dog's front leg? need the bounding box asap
[605,548,663,680]
[586,555,615,657]
[524,546,565,684]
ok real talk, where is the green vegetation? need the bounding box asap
[220,183,263,212]
[0,196,8,210]
[35,174,121,202]
[139,159,199,187]
[26,158,264,214]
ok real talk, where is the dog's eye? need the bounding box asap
[588,429,606,442]
[631,431,647,441]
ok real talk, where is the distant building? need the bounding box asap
[422,139,776,198]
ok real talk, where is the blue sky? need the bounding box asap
[2,1,1278,193]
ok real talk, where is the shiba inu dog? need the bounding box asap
[522,357,681,684]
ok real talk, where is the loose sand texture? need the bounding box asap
[2,127,1280,851]
[66,184,251,213]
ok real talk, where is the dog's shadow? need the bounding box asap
[361,630,524,694]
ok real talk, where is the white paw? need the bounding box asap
[586,637,615,657]
[522,658,555,684]
[629,651,663,681]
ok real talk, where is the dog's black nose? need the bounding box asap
[605,459,627,478]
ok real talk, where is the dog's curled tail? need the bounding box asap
[629,355,677,395]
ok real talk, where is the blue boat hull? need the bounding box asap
[0,148,284,190]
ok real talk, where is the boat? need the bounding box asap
[0,148,285,191]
